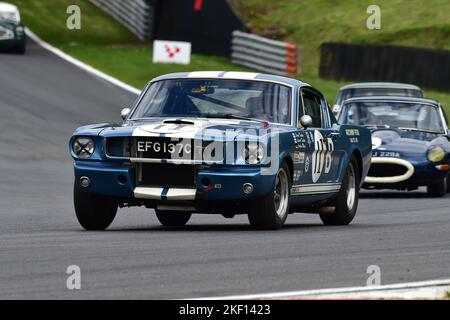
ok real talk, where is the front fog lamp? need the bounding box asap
[243,143,264,165]
[427,146,445,163]
[73,137,95,159]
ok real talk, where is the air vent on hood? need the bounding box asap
[163,119,195,125]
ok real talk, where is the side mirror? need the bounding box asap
[300,115,313,129]
[121,108,131,120]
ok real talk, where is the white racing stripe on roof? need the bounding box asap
[0,2,18,12]
[187,71,224,78]
[187,71,260,80]
[222,72,259,79]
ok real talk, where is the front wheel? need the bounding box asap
[320,157,359,225]
[155,210,191,226]
[15,40,26,55]
[427,178,447,197]
[248,163,291,230]
[74,184,118,230]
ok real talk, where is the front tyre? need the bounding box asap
[74,184,118,231]
[155,210,191,226]
[15,43,26,55]
[427,177,447,197]
[248,163,291,230]
[15,39,26,55]
[320,157,359,226]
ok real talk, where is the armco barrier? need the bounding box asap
[231,31,300,78]
[89,0,152,41]
[320,42,450,92]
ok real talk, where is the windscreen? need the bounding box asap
[339,101,445,133]
[0,10,20,24]
[130,79,292,125]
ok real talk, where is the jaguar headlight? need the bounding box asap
[73,137,95,159]
[427,146,445,163]
[243,142,264,165]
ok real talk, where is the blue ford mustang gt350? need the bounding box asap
[69,72,372,230]
[338,96,450,196]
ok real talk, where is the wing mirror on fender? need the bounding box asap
[121,108,131,120]
[300,115,313,129]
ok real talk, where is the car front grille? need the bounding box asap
[368,163,408,177]
[136,163,196,188]
[106,137,131,158]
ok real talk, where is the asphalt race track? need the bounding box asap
[0,40,449,299]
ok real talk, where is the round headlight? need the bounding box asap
[243,143,264,165]
[73,137,95,159]
[427,146,445,163]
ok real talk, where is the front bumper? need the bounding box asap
[73,161,276,202]
[0,38,18,48]
[0,28,25,49]
[363,157,449,189]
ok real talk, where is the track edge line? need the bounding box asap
[25,28,141,95]
[190,278,450,300]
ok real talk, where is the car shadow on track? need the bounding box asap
[104,223,322,232]
[94,222,380,233]
[360,191,432,199]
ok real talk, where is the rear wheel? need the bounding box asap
[427,178,447,197]
[155,210,191,226]
[248,163,291,230]
[320,157,359,226]
[74,184,118,231]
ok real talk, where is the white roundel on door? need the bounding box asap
[312,130,334,183]
[372,136,382,150]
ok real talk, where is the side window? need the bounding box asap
[300,90,323,128]
[345,104,360,125]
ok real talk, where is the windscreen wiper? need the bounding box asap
[398,127,442,134]
[204,113,266,123]
[363,124,390,129]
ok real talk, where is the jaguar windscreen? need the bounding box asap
[339,101,445,133]
[130,79,292,125]
[0,9,20,24]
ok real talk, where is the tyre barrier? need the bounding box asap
[231,30,301,78]
[89,0,152,41]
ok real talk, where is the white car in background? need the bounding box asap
[0,2,26,54]
[332,82,424,116]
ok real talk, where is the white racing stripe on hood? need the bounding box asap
[131,118,241,139]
